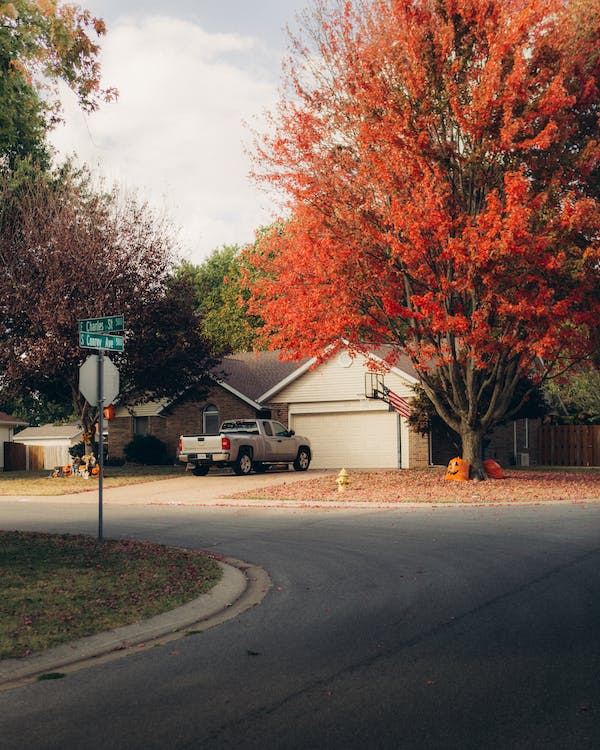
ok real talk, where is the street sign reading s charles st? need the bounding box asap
[78,315,124,334]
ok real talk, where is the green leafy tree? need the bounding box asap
[175,244,262,355]
[546,367,600,424]
[0,391,75,428]
[0,1,115,168]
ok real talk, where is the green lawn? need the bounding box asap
[0,530,222,659]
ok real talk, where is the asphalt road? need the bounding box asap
[1,481,600,749]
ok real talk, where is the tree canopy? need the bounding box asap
[0,3,219,443]
[243,0,600,476]
[0,166,217,440]
[175,244,262,356]
[0,1,115,168]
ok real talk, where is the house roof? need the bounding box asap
[0,411,28,427]
[213,351,312,405]
[366,345,419,382]
[259,343,420,402]
[124,346,415,415]
[14,423,83,441]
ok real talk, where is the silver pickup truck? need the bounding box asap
[178,418,312,476]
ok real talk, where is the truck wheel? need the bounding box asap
[192,465,210,476]
[293,447,311,471]
[233,450,253,475]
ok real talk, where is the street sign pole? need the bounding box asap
[78,315,124,543]
[98,350,104,542]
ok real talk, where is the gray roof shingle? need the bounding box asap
[214,351,310,403]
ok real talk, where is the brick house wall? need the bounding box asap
[109,385,261,462]
[408,429,430,468]
[265,402,290,427]
[427,417,539,468]
[486,418,539,467]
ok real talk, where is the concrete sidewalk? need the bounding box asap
[2,469,336,507]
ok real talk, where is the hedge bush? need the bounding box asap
[123,435,170,465]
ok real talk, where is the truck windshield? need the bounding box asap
[220,421,260,434]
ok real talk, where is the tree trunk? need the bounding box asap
[460,426,486,481]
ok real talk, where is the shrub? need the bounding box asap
[68,441,86,459]
[123,435,169,465]
[104,455,126,467]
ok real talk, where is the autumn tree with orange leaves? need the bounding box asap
[244,0,600,478]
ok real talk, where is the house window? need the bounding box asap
[134,417,148,436]
[203,405,219,435]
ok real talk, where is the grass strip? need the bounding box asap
[0,465,185,496]
[0,530,222,659]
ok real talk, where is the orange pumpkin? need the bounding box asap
[63,464,72,477]
[91,465,100,476]
[445,457,470,481]
[483,459,504,479]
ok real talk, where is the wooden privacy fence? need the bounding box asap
[538,424,600,467]
[3,443,45,471]
[4,442,26,471]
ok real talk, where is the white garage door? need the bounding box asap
[292,411,399,469]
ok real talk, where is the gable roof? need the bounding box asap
[366,345,419,383]
[259,343,419,402]
[213,351,312,406]
[14,423,83,442]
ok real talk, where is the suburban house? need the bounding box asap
[108,346,536,469]
[13,422,84,470]
[0,411,28,470]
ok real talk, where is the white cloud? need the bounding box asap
[50,15,281,262]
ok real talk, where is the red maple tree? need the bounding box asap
[244,0,600,477]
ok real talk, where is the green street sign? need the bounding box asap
[79,331,124,351]
[79,315,124,334]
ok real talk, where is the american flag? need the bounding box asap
[382,385,412,419]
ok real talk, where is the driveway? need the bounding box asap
[8,468,335,507]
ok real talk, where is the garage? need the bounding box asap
[291,410,400,469]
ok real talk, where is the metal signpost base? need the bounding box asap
[97,350,105,542]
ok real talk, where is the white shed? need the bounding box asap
[14,423,84,470]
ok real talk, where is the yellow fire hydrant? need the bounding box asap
[336,468,350,492]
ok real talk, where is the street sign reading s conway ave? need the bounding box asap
[78,316,125,352]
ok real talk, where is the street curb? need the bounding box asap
[0,557,271,690]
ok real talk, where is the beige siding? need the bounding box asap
[114,400,169,418]
[43,445,72,469]
[280,351,416,468]
[277,355,369,403]
[277,352,416,404]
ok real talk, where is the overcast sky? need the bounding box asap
[49,1,308,263]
